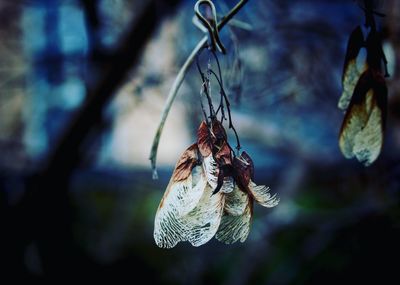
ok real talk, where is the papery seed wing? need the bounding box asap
[197,122,219,189]
[213,142,234,194]
[233,153,253,191]
[215,199,253,244]
[154,145,204,248]
[172,144,199,181]
[352,100,384,166]
[241,151,255,179]
[215,141,232,166]
[340,58,368,111]
[178,165,207,216]
[197,121,213,157]
[248,181,279,208]
[342,26,365,82]
[224,185,249,216]
[220,176,234,194]
[183,184,225,247]
[203,154,219,190]
[339,101,367,160]
[215,166,235,195]
[339,70,387,166]
[154,178,191,248]
[154,169,208,248]
[352,78,387,166]
[339,26,367,111]
[162,144,204,215]
[197,120,228,157]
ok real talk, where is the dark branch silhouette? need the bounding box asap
[11,0,182,277]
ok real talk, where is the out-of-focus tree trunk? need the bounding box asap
[15,0,182,278]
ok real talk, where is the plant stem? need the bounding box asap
[149,0,249,179]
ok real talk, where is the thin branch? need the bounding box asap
[149,0,249,178]
[196,49,216,119]
[209,69,241,151]
[195,52,211,122]
[209,50,227,120]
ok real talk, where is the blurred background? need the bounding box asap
[1,0,400,283]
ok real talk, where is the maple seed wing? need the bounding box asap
[224,185,249,216]
[203,154,219,190]
[340,58,368,111]
[163,144,205,216]
[153,178,191,248]
[197,121,213,157]
[353,79,387,166]
[178,165,208,216]
[214,168,234,195]
[214,142,234,194]
[342,26,364,82]
[339,71,387,165]
[154,168,208,248]
[352,95,384,166]
[233,154,252,190]
[220,176,235,194]
[183,184,225,247]
[172,144,199,182]
[339,26,366,111]
[339,71,371,159]
[249,181,279,208]
[240,151,255,179]
[215,200,252,244]
[154,145,205,248]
